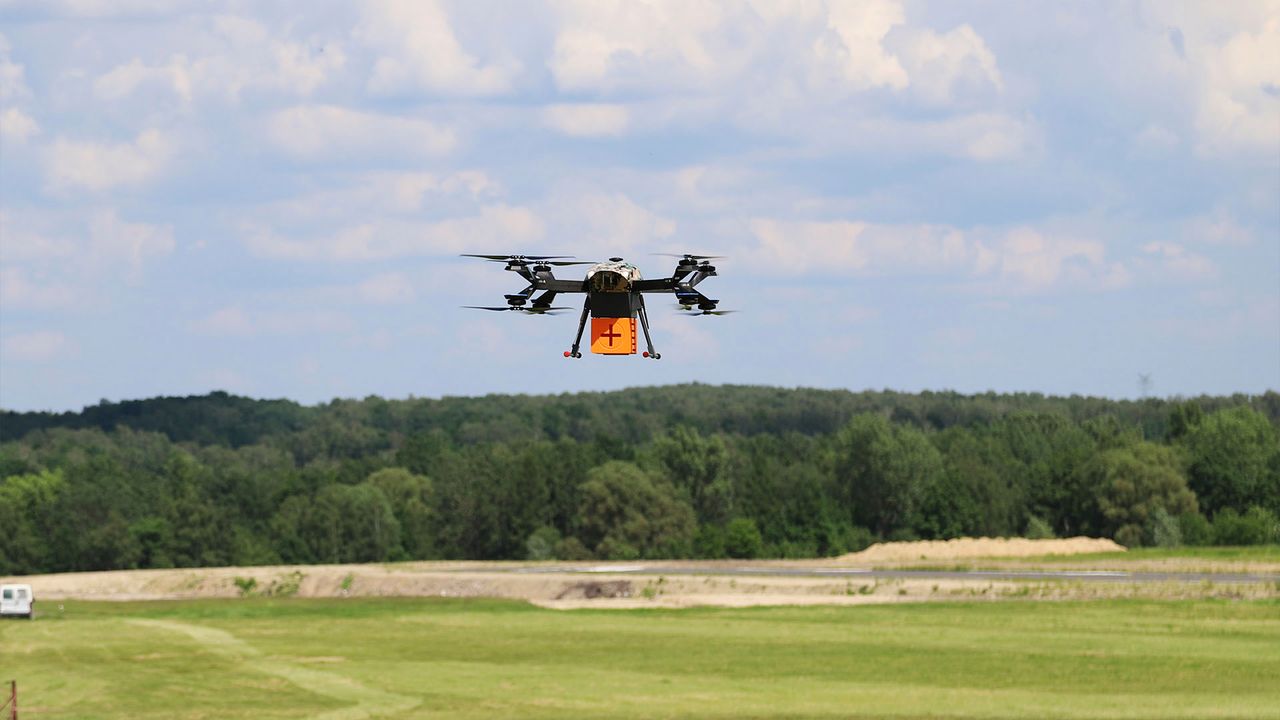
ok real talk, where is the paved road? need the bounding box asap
[504,564,1280,585]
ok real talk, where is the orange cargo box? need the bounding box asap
[590,317,636,355]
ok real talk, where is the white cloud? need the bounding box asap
[746,219,1128,293]
[0,108,39,144]
[358,0,516,96]
[263,171,501,222]
[1139,241,1217,281]
[45,129,174,192]
[1,330,75,362]
[1184,209,1256,246]
[242,205,544,262]
[813,0,909,91]
[895,23,1004,105]
[1193,17,1280,157]
[93,56,192,103]
[0,212,75,262]
[549,191,676,258]
[0,267,77,310]
[0,33,31,102]
[265,105,456,160]
[982,228,1128,292]
[542,103,629,137]
[549,0,732,93]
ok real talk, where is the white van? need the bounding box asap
[1,584,34,619]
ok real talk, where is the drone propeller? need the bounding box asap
[677,307,737,316]
[652,253,725,260]
[463,305,569,315]
[461,254,575,262]
[534,260,594,267]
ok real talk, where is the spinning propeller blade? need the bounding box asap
[461,254,575,262]
[652,253,725,260]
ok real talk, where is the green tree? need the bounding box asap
[1082,442,1198,546]
[576,461,696,559]
[653,427,733,525]
[1182,407,1279,514]
[724,518,763,559]
[834,415,943,536]
[367,467,435,559]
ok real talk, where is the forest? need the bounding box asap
[2,385,1278,575]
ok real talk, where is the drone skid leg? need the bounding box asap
[566,297,590,358]
[637,297,660,360]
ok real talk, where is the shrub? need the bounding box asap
[1025,516,1056,540]
[694,524,726,559]
[233,576,257,597]
[1145,507,1182,548]
[1212,506,1279,545]
[553,537,593,561]
[724,518,763,559]
[1178,512,1213,546]
[525,526,561,561]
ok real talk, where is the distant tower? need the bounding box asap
[1138,372,1153,399]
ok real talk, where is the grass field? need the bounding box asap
[1028,545,1280,563]
[3,597,1279,719]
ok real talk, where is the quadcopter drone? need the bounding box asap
[461,253,731,359]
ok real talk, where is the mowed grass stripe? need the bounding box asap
[2,598,1277,719]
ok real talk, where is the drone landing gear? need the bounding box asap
[566,297,590,358]
[637,297,661,360]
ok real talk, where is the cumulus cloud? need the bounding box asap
[1193,17,1280,157]
[746,219,1129,293]
[45,129,174,192]
[1139,242,1217,281]
[542,103,629,137]
[263,171,501,222]
[812,0,909,91]
[894,24,1004,105]
[0,33,31,102]
[358,0,516,96]
[0,108,40,144]
[265,105,456,160]
[0,267,77,310]
[546,191,676,258]
[242,205,544,262]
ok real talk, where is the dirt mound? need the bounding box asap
[836,537,1125,563]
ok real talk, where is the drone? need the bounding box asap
[461,253,731,359]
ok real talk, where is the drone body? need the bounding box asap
[462,253,729,359]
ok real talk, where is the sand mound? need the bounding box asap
[836,536,1125,563]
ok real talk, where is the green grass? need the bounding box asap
[3,598,1279,719]
[1026,545,1280,564]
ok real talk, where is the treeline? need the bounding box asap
[1,386,1277,575]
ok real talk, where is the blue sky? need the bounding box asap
[1,0,1277,411]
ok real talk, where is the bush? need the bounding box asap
[1145,507,1182,548]
[553,536,593,561]
[724,518,763,559]
[1025,516,1056,540]
[1114,524,1143,548]
[694,524,726,559]
[525,526,561,561]
[1212,507,1279,545]
[1178,512,1213,546]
